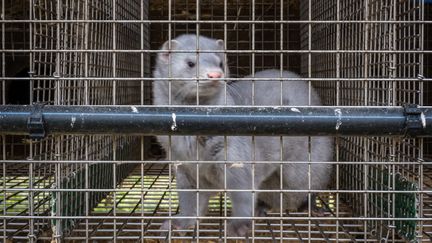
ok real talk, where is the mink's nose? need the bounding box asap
[207,72,223,79]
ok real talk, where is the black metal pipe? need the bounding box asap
[0,105,430,137]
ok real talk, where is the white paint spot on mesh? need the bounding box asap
[131,106,138,113]
[171,113,178,131]
[230,163,244,168]
[335,109,342,130]
[421,112,426,128]
[71,116,76,128]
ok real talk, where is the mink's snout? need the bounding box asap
[204,71,224,86]
[207,71,223,79]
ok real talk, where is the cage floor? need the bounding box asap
[2,163,432,242]
[62,164,395,242]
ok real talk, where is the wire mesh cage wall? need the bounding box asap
[0,0,431,242]
[300,0,427,241]
[2,0,149,241]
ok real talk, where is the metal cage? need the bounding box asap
[1,0,431,242]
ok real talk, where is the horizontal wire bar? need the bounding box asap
[0,77,430,82]
[1,19,432,24]
[0,215,427,221]
[59,237,343,241]
[59,236,359,241]
[66,222,366,228]
[0,188,429,193]
[1,49,431,54]
[0,160,429,165]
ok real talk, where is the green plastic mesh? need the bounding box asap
[366,166,417,241]
[394,174,418,241]
[51,137,139,236]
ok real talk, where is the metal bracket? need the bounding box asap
[27,103,46,140]
[403,104,424,137]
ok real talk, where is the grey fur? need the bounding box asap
[153,34,333,237]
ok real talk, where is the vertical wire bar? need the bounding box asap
[280,0,284,102]
[222,3,228,239]
[279,1,284,241]
[363,1,369,108]
[196,126,200,241]
[112,0,116,106]
[114,5,119,237]
[335,0,341,242]
[167,0,172,106]
[307,0,312,106]
[28,142,34,242]
[251,136,256,242]
[279,135,283,242]
[391,0,398,103]
[251,1,256,240]
[2,135,5,240]
[112,135,117,242]
[140,0,145,106]
[363,0,370,240]
[55,0,61,105]
[391,1,397,240]
[196,0,200,106]
[112,2,117,240]
[84,138,89,243]
[29,0,34,105]
[140,1,145,242]
[418,0,425,239]
[84,0,89,106]
[307,1,312,242]
[336,0,341,106]
[235,1,239,80]
[167,134,172,242]
[251,0,255,106]
[391,139,396,241]
[307,139,312,243]
[55,137,61,240]
[335,136,340,242]
[54,0,62,240]
[223,136,227,242]
[140,136,145,243]
[0,0,4,220]
[1,0,5,237]
[418,147,424,241]
[167,0,173,240]
[195,1,201,241]
[83,1,90,239]
[1,0,4,105]
[224,0,227,106]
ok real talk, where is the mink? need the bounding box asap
[153,34,333,237]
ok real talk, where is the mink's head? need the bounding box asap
[154,34,229,102]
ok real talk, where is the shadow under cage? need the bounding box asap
[0,0,431,242]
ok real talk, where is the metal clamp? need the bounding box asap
[27,103,46,140]
[403,104,423,137]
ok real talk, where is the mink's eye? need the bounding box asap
[187,61,195,68]
[219,61,223,69]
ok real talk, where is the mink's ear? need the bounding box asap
[216,39,224,49]
[158,39,179,63]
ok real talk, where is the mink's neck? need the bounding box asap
[179,91,225,105]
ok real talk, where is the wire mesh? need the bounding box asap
[2,0,148,241]
[301,0,427,241]
[0,0,430,242]
[424,3,432,162]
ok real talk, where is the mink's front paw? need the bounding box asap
[227,220,251,237]
[160,218,195,236]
